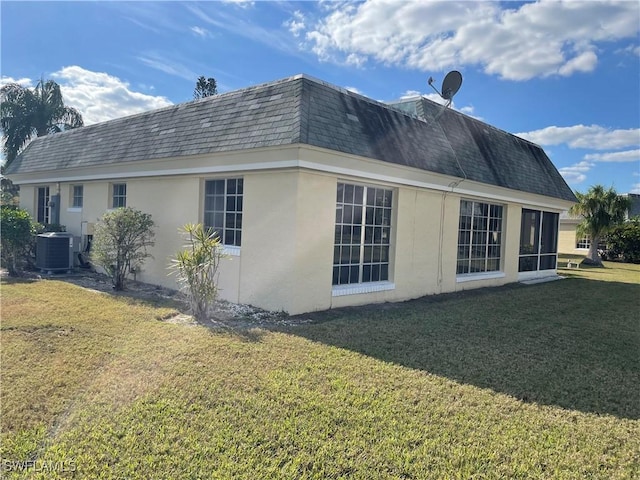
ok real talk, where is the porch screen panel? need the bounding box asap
[518,209,540,272]
[518,208,559,272]
[540,212,559,270]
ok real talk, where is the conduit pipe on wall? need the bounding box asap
[436,151,467,292]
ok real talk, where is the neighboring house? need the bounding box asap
[558,193,640,255]
[624,193,640,219]
[6,74,576,314]
[558,212,590,255]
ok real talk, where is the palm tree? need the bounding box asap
[1,79,83,165]
[569,185,631,266]
[193,76,217,99]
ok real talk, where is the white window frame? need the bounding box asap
[332,181,394,292]
[68,184,83,211]
[111,183,127,209]
[576,234,591,250]
[456,199,504,277]
[203,178,243,251]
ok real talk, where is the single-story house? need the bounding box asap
[558,212,589,255]
[6,74,576,314]
[558,193,640,255]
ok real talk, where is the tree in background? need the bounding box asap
[193,76,217,99]
[1,166,20,206]
[0,205,38,276]
[606,218,640,264]
[91,208,155,291]
[1,79,83,165]
[569,185,631,266]
[170,223,225,321]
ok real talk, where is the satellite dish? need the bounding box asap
[441,71,462,100]
[425,70,464,127]
[427,70,463,102]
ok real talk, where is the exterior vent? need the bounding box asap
[36,233,75,273]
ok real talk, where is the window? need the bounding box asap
[576,234,591,250]
[112,183,126,208]
[333,182,393,286]
[204,178,243,246]
[72,185,83,208]
[456,200,504,275]
[37,186,50,224]
[519,209,559,272]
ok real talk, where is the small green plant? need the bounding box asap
[0,205,38,276]
[91,208,155,290]
[170,223,225,321]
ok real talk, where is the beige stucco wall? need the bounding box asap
[238,170,335,313]
[558,221,588,256]
[12,144,574,315]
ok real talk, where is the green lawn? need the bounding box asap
[1,263,639,479]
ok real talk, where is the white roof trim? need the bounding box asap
[11,158,571,211]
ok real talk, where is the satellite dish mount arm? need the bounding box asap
[424,71,462,124]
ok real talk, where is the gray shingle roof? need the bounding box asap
[6,74,575,202]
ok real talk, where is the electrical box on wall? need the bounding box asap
[81,222,95,236]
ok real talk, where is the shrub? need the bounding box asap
[91,208,155,290]
[606,218,640,264]
[0,205,37,276]
[170,223,225,321]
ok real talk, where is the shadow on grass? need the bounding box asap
[284,280,640,419]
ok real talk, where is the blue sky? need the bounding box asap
[2,0,639,194]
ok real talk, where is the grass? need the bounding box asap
[1,264,639,479]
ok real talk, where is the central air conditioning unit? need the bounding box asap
[36,232,77,273]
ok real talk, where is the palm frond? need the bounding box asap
[1,79,84,164]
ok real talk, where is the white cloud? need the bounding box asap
[344,86,363,95]
[557,50,598,77]
[222,0,254,8]
[0,76,33,88]
[187,4,301,57]
[459,105,475,115]
[630,183,640,194]
[190,26,210,38]
[584,149,640,163]
[400,90,422,99]
[558,161,594,185]
[617,44,640,56]
[516,125,640,150]
[298,0,639,80]
[137,52,198,81]
[50,66,172,125]
[285,11,305,38]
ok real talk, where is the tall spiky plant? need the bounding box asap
[170,223,226,321]
[569,185,631,265]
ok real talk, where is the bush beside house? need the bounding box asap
[605,218,640,264]
[0,205,39,276]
